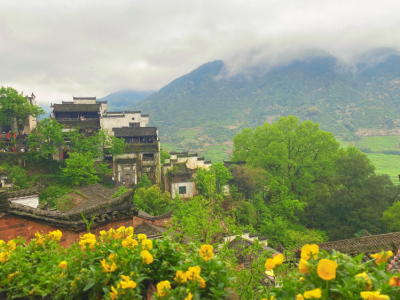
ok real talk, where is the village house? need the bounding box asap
[162,152,211,198]
[50,96,161,186]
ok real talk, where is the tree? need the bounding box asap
[135,174,152,190]
[382,202,400,232]
[8,165,31,190]
[133,185,172,216]
[313,147,400,240]
[160,150,170,164]
[229,165,268,200]
[27,118,66,158]
[0,86,45,135]
[96,162,112,183]
[60,152,99,186]
[232,116,340,224]
[195,163,232,196]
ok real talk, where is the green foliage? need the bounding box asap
[133,185,171,215]
[96,162,112,183]
[160,149,170,164]
[0,230,232,300]
[39,185,72,207]
[27,118,66,159]
[56,195,74,212]
[382,201,400,232]
[8,165,31,190]
[60,152,99,187]
[0,86,45,134]
[195,163,232,197]
[313,147,400,240]
[287,228,328,250]
[110,186,128,198]
[135,174,152,190]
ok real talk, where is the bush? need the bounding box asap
[260,245,400,299]
[39,185,72,207]
[134,185,172,216]
[8,165,31,190]
[0,229,232,300]
[111,186,128,198]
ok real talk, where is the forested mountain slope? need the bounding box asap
[127,53,400,161]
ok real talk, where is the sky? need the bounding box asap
[1,0,400,105]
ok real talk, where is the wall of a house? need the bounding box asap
[10,195,39,208]
[171,181,195,199]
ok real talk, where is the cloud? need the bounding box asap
[1,0,400,105]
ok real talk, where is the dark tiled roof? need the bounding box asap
[134,222,167,236]
[204,160,211,164]
[53,104,101,112]
[73,97,96,100]
[296,232,400,258]
[115,158,137,164]
[57,120,101,129]
[224,161,246,169]
[124,111,141,114]
[123,144,159,153]
[170,151,188,155]
[113,127,157,137]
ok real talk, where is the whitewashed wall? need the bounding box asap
[171,181,195,198]
[10,195,39,208]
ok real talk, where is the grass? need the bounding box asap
[337,136,400,184]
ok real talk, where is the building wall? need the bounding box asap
[73,99,97,104]
[0,213,171,248]
[171,181,195,199]
[101,113,149,133]
[10,196,39,208]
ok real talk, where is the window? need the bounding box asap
[179,186,186,194]
[131,117,135,120]
[129,122,140,128]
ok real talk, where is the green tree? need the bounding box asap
[8,165,31,190]
[382,201,400,232]
[232,116,340,224]
[195,163,232,196]
[0,86,45,135]
[160,150,170,164]
[313,147,400,240]
[96,162,112,183]
[134,185,172,215]
[135,174,152,190]
[60,152,99,186]
[27,118,66,158]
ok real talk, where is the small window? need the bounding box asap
[131,117,135,120]
[179,186,186,194]
[143,153,154,161]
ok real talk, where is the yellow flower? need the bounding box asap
[70,282,75,287]
[108,253,117,261]
[200,244,214,261]
[114,226,125,239]
[0,252,10,263]
[301,244,319,261]
[296,295,305,300]
[304,288,322,299]
[100,259,117,273]
[360,291,390,300]
[185,292,193,300]
[110,286,118,300]
[142,239,153,250]
[29,290,35,295]
[186,266,201,281]
[260,297,274,300]
[174,270,188,283]
[34,233,44,246]
[121,279,137,289]
[79,233,96,250]
[298,259,309,274]
[389,276,400,287]
[108,228,116,238]
[317,259,338,281]
[356,272,373,290]
[100,230,107,237]
[157,280,171,297]
[141,250,154,264]
[370,250,393,266]
[48,230,63,241]
[264,254,284,270]
[59,261,67,270]
[122,236,138,249]
[298,277,306,283]
[125,227,134,236]
[7,240,16,251]
[198,276,206,288]
[7,271,18,282]
[138,234,147,242]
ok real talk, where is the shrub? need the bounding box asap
[0,229,232,299]
[260,245,400,299]
[111,186,128,198]
[134,185,172,216]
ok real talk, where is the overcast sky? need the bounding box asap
[1,0,400,105]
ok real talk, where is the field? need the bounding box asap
[337,136,400,183]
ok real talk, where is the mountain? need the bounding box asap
[123,51,400,162]
[98,90,154,111]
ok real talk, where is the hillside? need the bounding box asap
[122,52,400,163]
[98,90,154,111]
